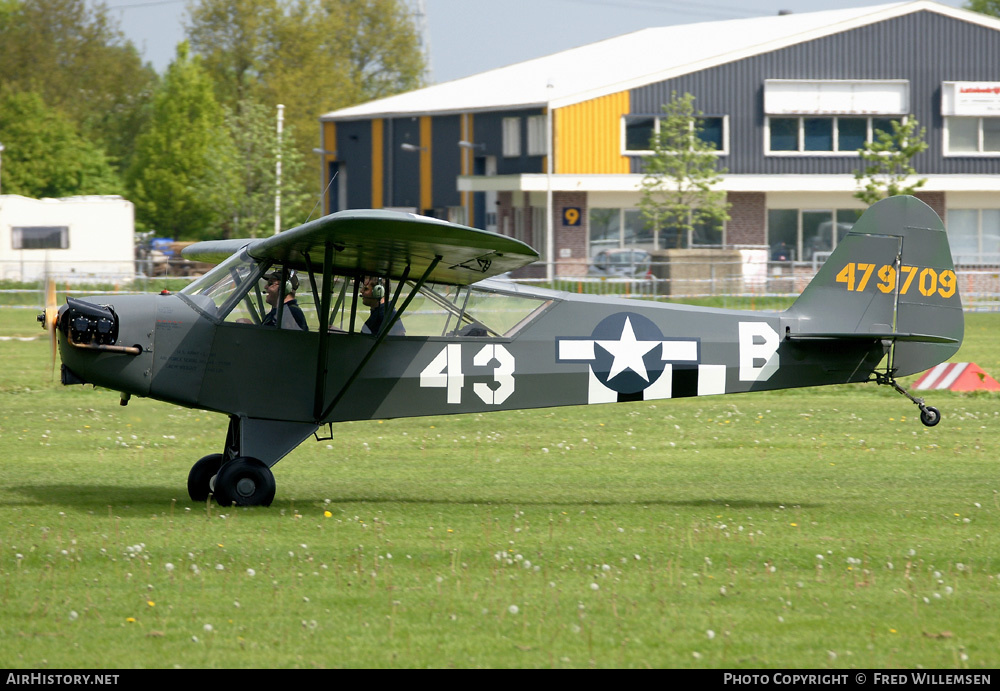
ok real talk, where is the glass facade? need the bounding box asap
[946,209,1000,263]
[767,209,859,263]
[591,208,722,254]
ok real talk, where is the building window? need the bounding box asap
[622,115,728,155]
[502,117,521,157]
[767,209,859,263]
[526,115,547,156]
[590,208,721,254]
[946,209,1000,264]
[765,116,899,155]
[944,117,1000,155]
[12,226,69,250]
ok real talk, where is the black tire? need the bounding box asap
[214,457,276,507]
[188,453,223,502]
[920,406,941,427]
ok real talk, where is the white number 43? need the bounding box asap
[419,344,515,405]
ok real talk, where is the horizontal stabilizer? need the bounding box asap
[786,332,960,344]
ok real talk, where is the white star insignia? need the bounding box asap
[595,317,660,382]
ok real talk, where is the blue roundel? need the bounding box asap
[590,312,665,394]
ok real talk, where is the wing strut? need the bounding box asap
[312,242,336,421]
[316,255,442,423]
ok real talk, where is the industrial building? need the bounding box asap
[319,1,1000,277]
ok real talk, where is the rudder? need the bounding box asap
[786,196,963,377]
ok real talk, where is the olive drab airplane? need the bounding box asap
[40,195,963,507]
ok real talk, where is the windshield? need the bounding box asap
[180,249,262,315]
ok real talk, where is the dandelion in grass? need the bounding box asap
[508,605,519,615]
[706,630,716,640]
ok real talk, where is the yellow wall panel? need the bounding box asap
[371,119,384,208]
[420,116,432,212]
[462,113,473,220]
[555,91,630,175]
[323,122,336,214]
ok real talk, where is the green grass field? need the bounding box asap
[1,305,998,669]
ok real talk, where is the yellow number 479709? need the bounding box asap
[835,262,957,299]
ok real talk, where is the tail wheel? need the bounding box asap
[187,453,223,502]
[920,406,941,427]
[214,457,276,507]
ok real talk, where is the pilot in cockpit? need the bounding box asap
[261,269,308,331]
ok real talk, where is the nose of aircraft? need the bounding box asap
[54,294,158,396]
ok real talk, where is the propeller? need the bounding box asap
[41,277,59,375]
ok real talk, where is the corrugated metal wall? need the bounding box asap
[628,11,1000,175]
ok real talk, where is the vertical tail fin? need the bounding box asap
[785,195,963,377]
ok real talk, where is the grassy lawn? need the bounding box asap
[1,306,998,668]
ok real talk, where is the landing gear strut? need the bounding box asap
[873,371,941,427]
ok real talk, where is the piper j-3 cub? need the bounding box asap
[41,195,963,506]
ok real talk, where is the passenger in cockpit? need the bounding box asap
[360,276,404,336]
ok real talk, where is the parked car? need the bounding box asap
[588,249,652,277]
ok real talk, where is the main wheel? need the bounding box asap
[188,453,223,502]
[213,457,276,507]
[920,406,941,427]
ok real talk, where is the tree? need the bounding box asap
[212,100,314,238]
[0,0,157,172]
[183,0,285,107]
[853,116,928,206]
[126,43,237,239]
[965,0,1000,17]
[638,92,730,249]
[186,0,425,192]
[0,90,121,197]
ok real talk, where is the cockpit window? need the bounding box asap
[180,250,262,317]
[400,281,550,337]
[182,254,549,337]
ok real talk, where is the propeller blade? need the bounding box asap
[45,277,58,375]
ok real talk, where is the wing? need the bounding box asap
[180,239,252,265]
[183,210,539,285]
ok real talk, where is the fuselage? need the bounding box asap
[57,281,887,425]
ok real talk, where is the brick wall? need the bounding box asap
[915,191,945,221]
[554,191,588,276]
[726,192,766,246]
